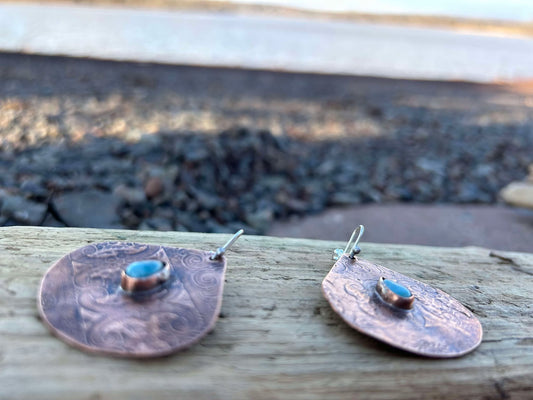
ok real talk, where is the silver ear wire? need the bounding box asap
[210,229,244,260]
[333,225,365,261]
[331,225,364,260]
[344,225,364,259]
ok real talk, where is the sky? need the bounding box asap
[214,0,533,22]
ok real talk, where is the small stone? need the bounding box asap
[144,177,164,199]
[500,182,533,209]
[415,158,445,176]
[138,217,173,231]
[52,189,123,228]
[383,279,411,298]
[1,195,47,225]
[330,192,362,206]
[457,183,481,203]
[189,188,219,210]
[113,184,146,206]
[125,260,164,278]
[20,178,48,199]
[245,208,273,232]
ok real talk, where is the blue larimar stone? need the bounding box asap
[125,260,164,278]
[383,279,411,298]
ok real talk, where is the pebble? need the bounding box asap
[1,195,47,225]
[52,189,123,229]
[20,178,48,199]
[500,182,533,209]
[113,184,146,206]
[144,177,165,199]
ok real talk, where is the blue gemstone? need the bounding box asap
[125,260,164,278]
[383,279,411,298]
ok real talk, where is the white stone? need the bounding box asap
[500,182,533,209]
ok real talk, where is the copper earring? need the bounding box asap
[322,225,482,358]
[38,230,243,358]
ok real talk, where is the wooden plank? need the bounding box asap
[0,226,531,400]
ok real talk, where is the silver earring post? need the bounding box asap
[333,225,365,260]
[210,229,244,260]
[344,225,364,259]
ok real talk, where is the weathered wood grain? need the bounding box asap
[0,227,531,400]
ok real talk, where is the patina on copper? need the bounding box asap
[38,241,227,358]
[322,254,483,358]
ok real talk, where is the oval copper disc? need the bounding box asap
[322,255,483,358]
[38,242,226,358]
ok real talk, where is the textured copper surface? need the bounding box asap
[322,255,483,358]
[38,242,226,358]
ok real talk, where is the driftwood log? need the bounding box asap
[0,227,531,400]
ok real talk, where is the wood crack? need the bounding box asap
[489,251,533,276]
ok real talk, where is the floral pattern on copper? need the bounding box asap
[322,255,482,357]
[38,242,226,358]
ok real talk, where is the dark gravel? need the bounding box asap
[1,53,532,233]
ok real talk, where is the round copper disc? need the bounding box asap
[322,255,483,358]
[38,241,226,358]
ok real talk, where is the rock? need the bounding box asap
[52,189,123,228]
[1,195,47,225]
[144,177,164,199]
[113,184,146,206]
[119,208,142,228]
[457,183,482,203]
[205,220,234,233]
[183,143,210,162]
[474,164,494,179]
[41,214,66,227]
[189,188,220,210]
[500,182,533,209]
[141,165,178,202]
[359,187,382,203]
[415,158,445,176]
[47,175,95,191]
[20,178,48,199]
[90,158,133,175]
[245,209,273,232]
[130,134,163,158]
[175,211,206,232]
[138,217,173,231]
[330,192,362,206]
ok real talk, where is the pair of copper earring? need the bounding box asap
[38,226,482,358]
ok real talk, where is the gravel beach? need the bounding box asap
[1,53,532,234]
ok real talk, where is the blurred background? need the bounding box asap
[0,0,532,251]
